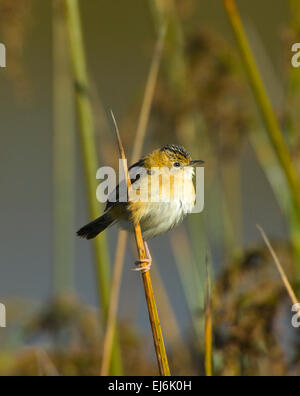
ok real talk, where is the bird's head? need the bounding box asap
[144,144,204,172]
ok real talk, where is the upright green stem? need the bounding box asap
[222,0,300,219]
[64,0,122,375]
[111,112,170,376]
[250,128,300,267]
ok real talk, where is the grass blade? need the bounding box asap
[53,0,76,294]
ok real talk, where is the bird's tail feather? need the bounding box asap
[77,213,114,240]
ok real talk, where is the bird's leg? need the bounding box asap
[133,242,152,273]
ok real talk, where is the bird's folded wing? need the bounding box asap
[105,159,147,211]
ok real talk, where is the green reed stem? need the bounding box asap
[53,0,76,294]
[64,0,122,375]
[223,0,300,219]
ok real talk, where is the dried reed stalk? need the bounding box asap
[64,0,122,374]
[131,25,166,163]
[100,27,166,376]
[111,111,170,376]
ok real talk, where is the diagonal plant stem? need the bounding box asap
[131,25,167,163]
[111,111,171,376]
[100,27,166,376]
[257,225,299,309]
[64,0,122,375]
[222,0,300,219]
[223,0,300,278]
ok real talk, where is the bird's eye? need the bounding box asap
[173,162,181,168]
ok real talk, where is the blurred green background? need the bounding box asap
[0,0,299,376]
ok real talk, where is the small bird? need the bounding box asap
[77,144,204,272]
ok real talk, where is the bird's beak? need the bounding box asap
[189,160,205,166]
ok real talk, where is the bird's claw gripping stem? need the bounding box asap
[133,258,152,273]
[133,242,152,274]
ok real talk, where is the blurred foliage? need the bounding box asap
[151,29,251,160]
[0,0,33,98]
[1,242,299,377]
[0,296,199,376]
[212,244,300,376]
[0,297,156,376]
[0,0,300,377]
